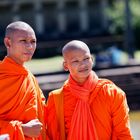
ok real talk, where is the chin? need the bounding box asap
[78,74,89,80]
[24,58,31,62]
[80,70,90,76]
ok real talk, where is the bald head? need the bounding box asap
[62,40,90,58]
[5,21,35,38]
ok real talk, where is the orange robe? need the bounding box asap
[0,57,46,140]
[46,71,133,140]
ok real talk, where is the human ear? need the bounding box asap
[91,55,94,66]
[63,61,69,71]
[91,55,94,62]
[4,37,11,49]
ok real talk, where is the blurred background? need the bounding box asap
[0,0,140,139]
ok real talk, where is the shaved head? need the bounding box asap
[62,40,90,59]
[5,21,35,38]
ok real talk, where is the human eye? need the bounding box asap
[72,60,79,63]
[20,39,26,43]
[84,57,90,61]
[31,40,36,44]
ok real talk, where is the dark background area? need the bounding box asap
[0,0,140,60]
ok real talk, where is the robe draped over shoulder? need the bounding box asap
[0,57,46,140]
[46,71,133,140]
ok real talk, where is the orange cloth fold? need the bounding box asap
[0,57,46,140]
[46,71,133,140]
[66,72,98,140]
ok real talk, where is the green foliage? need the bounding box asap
[131,1,140,49]
[106,1,125,34]
[106,0,140,49]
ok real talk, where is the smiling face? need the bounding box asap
[4,22,36,65]
[63,41,93,83]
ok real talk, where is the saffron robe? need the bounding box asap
[0,57,46,140]
[46,72,133,140]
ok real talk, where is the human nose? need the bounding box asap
[79,60,86,66]
[25,42,35,49]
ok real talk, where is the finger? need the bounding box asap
[32,119,43,126]
[33,119,39,122]
[35,122,43,126]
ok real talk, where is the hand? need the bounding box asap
[0,134,10,140]
[21,119,43,138]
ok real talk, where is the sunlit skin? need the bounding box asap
[2,21,42,138]
[63,40,93,84]
[4,23,36,66]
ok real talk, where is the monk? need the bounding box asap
[0,21,46,140]
[45,40,134,140]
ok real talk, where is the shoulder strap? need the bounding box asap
[53,88,66,140]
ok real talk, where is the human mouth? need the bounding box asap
[24,52,33,56]
[79,68,89,72]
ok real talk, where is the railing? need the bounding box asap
[35,64,140,110]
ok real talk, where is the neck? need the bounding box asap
[7,55,24,66]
